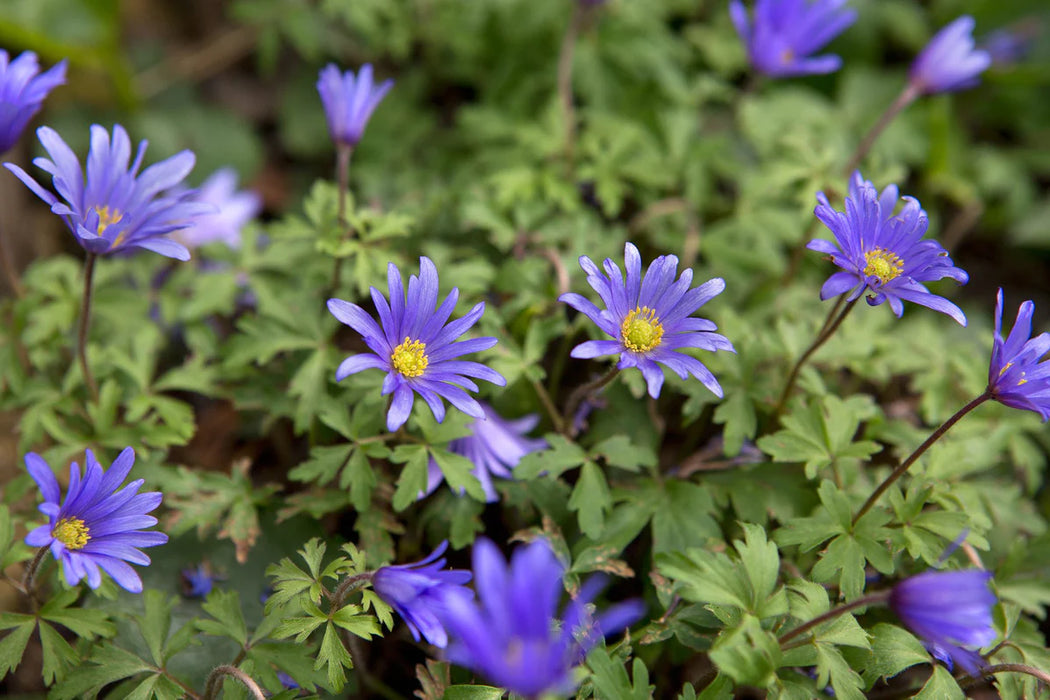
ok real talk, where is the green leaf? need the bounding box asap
[49,642,154,700]
[913,665,964,700]
[317,621,353,691]
[734,523,781,611]
[709,615,781,687]
[442,686,506,700]
[391,444,430,511]
[289,444,354,486]
[431,447,486,502]
[39,588,115,639]
[587,647,654,700]
[136,590,175,666]
[757,396,879,479]
[590,435,656,472]
[331,604,381,639]
[569,461,611,540]
[515,434,587,479]
[0,615,35,679]
[713,391,758,458]
[198,589,248,646]
[863,623,930,684]
[38,620,79,685]
[650,480,721,554]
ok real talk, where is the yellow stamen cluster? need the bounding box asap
[52,517,90,550]
[391,337,429,378]
[863,247,904,284]
[621,306,664,353]
[95,206,124,235]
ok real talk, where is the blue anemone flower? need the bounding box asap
[24,448,168,593]
[317,63,393,148]
[729,0,857,78]
[421,402,547,503]
[5,124,208,261]
[0,50,66,153]
[327,257,506,432]
[372,540,473,648]
[888,569,996,674]
[438,538,644,699]
[560,242,734,399]
[909,16,991,95]
[807,171,969,325]
[170,167,261,250]
[988,290,1050,421]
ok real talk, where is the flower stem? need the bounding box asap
[557,1,585,171]
[851,391,992,526]
[843,83,920,175]
[777,591,890,646]
[78,253,99,401]
[331,143,354,294]
[961,663,1050,689]
[562,366,620,437]
[531,378,565,434]
[773,297,857,419]
[202,665,266,700]
[0,220,24,298]
[331,571,374,609]
[20,546,50,607]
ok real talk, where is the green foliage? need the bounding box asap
[4,0,1050,697]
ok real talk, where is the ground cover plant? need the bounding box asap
[1,0,1050,698]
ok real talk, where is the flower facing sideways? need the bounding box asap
[171,167,261,250]
[421,402,547,503]
[889,569,996,674]
[807,172,969,324]
[5,124,209,261]
[560,242,734,399]
[909,16,991,95]
[0,50,67,153]
[24,448,168,593]
[988,289,1050,421]
[438,538,644,698]
[729,0,857,78]
[327,257,506,432]
[317,63,394,149]
[372,540,473,648]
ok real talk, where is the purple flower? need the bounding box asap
[23,448,168,593]
[987,290,1050,421]
[317,63,393,149]
[559,242,734,399]
[888,569,996,674]
[807,171,969,325]
[421,402,547,503]
[729,0,857,78]
[909,16,991,94]
[0,50,66,153]
[327,257,506,432]
[438,538,644,698]
[181,563,220,598]
[171,168,261,250]
[981,26,1037,67]
[372,540,473,648]
[5,124,208,261]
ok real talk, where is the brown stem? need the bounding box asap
[852,392,992,526]
[531,378,565,434]
[0,219,24,298]
[843,84,920,175]
[562,366,620,437]
[202,665,266,700]
[78,253,99,401]
[19,546,50,609]
[777,591,890,646]
[773,298,857,419]
[557,2,585,170]
[331,144,354,294]
[331,571,374,609]
[961,663,1050,690]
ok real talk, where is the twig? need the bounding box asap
[135,24,258,99]
[202,665,266,700]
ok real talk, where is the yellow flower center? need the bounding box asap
[391,337,428,378]
[863,247,904,284]
[95,206,124,235]
[621,306,664,353]
[52,517,90,550]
